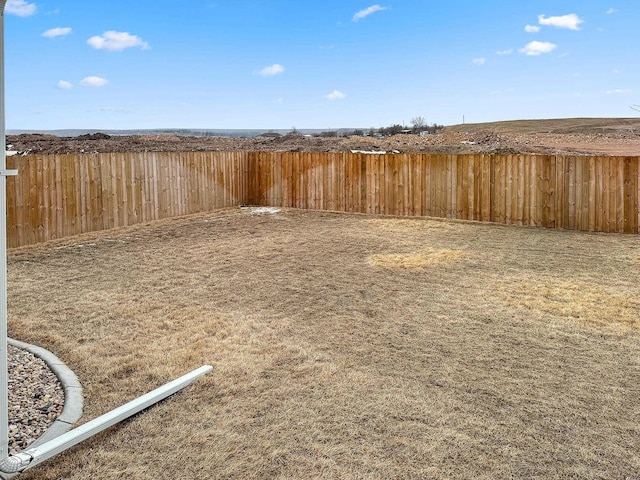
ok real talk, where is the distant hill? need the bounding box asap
[5,128,360,138]
[444,118,640,135]
[9,118,640,139]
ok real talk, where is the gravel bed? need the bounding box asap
[7,344,64,454]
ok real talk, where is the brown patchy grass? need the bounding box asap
[499,278,640,334]
[7,208,640,479]
[444,117,640,134]
[368,250,466,269]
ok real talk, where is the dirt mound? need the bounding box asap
[6,122,640,156]
[76,132,112,140]
[444,117,640,135]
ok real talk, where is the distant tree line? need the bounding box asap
[312,116,443,138]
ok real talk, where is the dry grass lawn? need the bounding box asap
[7,207,640,479]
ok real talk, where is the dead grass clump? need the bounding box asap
[499,278,640,333]
[367,218,459,232]
[368,249,465,268]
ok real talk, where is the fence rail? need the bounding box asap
[4,151,640,248]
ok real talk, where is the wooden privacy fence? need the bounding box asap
[6,151,249,248]
[5,151,640,247]
[248,152,640,234]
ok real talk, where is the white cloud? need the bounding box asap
[80,76,108,87]
[353,5,387,22]
[496,49,513,55]
[56,80,72,89]
[5,0,37,16]
[42,27,72,38]
[256,64,285,76]
[606,8,618,14]
[538,14,584,30]
[525,25,540,33]
[87,31,150,51]
[519,41,557,56]
[325,90,346,101]
[605,89,632,95]
[473,57,486,66]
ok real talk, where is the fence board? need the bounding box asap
[402,154,410,216]
[507,155,514,224]
[41,157,51,240]
[623,157,634,233]
[534,156,542,227]
[24,156,34,244]
[602,156,611,232]
[28,156,39,242]
[458,155,466,220]
[441,155,449,218]
[615,157,624,232]
[14,157,24,246]
[581,156,590,231]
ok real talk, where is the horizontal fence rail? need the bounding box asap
[4,151,640,248]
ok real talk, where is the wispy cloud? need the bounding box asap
[256,64,285,76]
[606,8,618,14]
[538,14,584,30]
[325,90,346,101]
[42,27,72,38]
[353,5,387,22]
[605,88,632,95]
[56,80,72,89]
[80,76,108,87]
[525,25,540,33]
[5,0,37,17]
[496,49,513,56]
[87,31,150,51]
[472,57,486,66]
[519,41,557,56]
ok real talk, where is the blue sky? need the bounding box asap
[2,0,638,130]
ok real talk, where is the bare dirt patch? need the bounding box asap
[7,208,640,479]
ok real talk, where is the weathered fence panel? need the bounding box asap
[6,151,249,248]
[248,152,640,234]
[4,151,640,248]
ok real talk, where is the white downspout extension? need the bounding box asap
[0,3,212,476]
[0,365,213,475]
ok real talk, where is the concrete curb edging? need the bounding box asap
[7,338,83,447]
